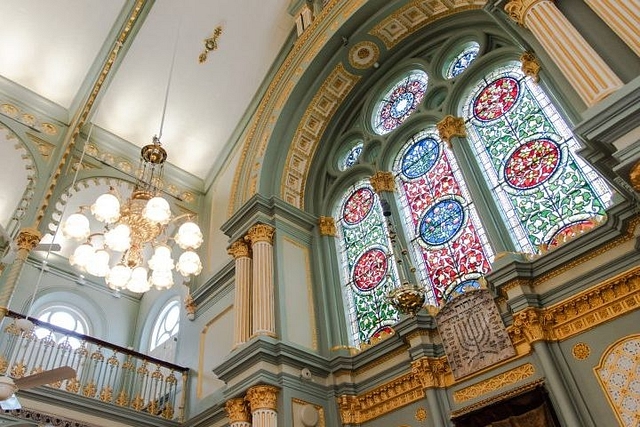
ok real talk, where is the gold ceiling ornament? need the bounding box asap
[630,160,640,191]
[246,384,279,411]
[520,51,541,82]
[437,115,466,148]
[369,171,395,193]
[318,216,336,236]
[199,25,223,63]
[225,397,251,423]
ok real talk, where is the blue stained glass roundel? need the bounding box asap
[419,198,465,246]
[401,136,440,179]
[446,42,480,79]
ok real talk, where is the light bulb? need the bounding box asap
[91,193,121,223]
[175,221,203,249]
[176,250,202,276]
[106,263,131,290]
[86,249,110,277]
[62,213,90,241]
[143,197,171,224]
[69,243,95,271]
[126,267,150,293]
[104,224,131,252]
[150,269,174,290]
[148,245,174,271]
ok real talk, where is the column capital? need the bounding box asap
[436,115,466,148]
[246,223,275,245]
[520,51,541,82]
[411,357,450,389]
[246,384,279,411]
[504,0,550,27]
[630,160,640,191]
[369,171,395,194]
[228,238,251,258]
[15,227,42,252]
[318,216,336,236]
[225,397,251,423]
[512,307,554,343]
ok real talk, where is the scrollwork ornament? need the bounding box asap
[318,216,336,236]
[504,0,547,27]
[15,227,42,252]
[225,397,251,423]
[436,115,466,148]
[512,308,554,343]
[246,384,279,411]
[572,342,591,360]
[630,160,640,191]
[246,223,275,245]
[228,238,251,258]
[520,51,541,82]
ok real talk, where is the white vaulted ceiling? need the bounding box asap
[0,0,293,181]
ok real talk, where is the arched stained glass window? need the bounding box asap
[372,70,428,135]
[445,42,480,79]
[335,182,399,345]
[339,141,364,170]
[394,129,494,304]
[462,64,612,252]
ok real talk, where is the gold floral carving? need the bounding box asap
[246,384,279,411]
[370,171,396,193]
[337,372,424,424]
[225,397,251,423]
[411,357,451,389]
[504,0,545,27]
[318,216,336,236]
[572,342,591,360]
[436,115,466,148]
[520,51,541,82]
[630,160,640,191]
[228,239,251,258]
[415,407,427,422]
[348,40,380,69]
[15,227,42,252]
[511,308,553,344]
[451,379,545,418]
[246,223,275,245]
[453,363,535,403]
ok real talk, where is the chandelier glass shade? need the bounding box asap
[63,138,203,293]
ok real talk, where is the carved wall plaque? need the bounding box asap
[436,289,515,379]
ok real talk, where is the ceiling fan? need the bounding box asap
[0,366,76,410]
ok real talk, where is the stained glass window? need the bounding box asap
[339,141,364,170]
[394,129,494,305]
[372,70,428,135]
[445,42,480,79]
[150,299,180,352]
[462,64,612,253]
[335,181,399,345]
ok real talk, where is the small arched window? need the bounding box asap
[150,299,180,353]
[35,305,90,349]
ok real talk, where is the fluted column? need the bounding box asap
[246,385,279,427]
[228,239,253,346]
[225,397,252,427]
[583,0,640,56]
[246,224,276,338]
[0,227,41,320]
[505,0,622,106]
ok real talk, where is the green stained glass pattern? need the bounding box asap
[335,181,400,345]
[463,65,612,252]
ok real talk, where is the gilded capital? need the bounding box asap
[504,0,548,27]
[228,239,251,258]
[225,397,251,423]
[337,394,361,424]
[369,171,395,194]
[246,223,275,245]
[512,307,554,343]
[318,216,336,236]
[520,51,541,82]
[411,357,450,389]
[246,384,279,411]
[630,160,640,191]
[15,227,42,252]
[184,293,196,320]
[436,115,466,148]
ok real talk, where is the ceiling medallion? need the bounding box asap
[199,25,223,63]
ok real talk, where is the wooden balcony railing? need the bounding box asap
[0,310,188,421]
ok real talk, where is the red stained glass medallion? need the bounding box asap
[473,77,519,121]
[504,139,560,189]
[353,248,388,291]
[343,187,375,225]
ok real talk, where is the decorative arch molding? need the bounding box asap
[230,0,488,215]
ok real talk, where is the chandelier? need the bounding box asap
[61,137,203,293]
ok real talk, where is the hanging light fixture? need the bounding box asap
[62,22,203,293]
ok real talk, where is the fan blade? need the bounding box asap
[0,394,21,410]
[33,243,61,252]
[14,366,75,390]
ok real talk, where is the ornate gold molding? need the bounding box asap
[348,40,380,69]
[184,292,196,320]
[511,308,553,344]
[451,379,545,418]
[225,397,251,423]
[228,239,251,258]
[369,171,395,193]
[630,160,640,191]
[520,51,541,82]
[504,0,546,27]
[15,227,42,252]
[246,385,279,411]
[436,115,466,148]
[453,363,535,403]
[337,372,424,424]
[246,223,275,245]
[318,216,336,236]
[572,342,591,360]
[411,356,451,389]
